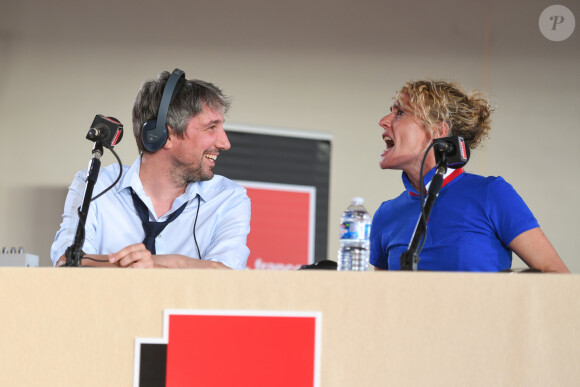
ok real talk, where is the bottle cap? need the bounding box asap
[351,197,364,205]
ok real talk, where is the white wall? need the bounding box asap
[0,0,578,271]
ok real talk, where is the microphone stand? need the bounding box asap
[400,156,448,271]
[62,142,103,267]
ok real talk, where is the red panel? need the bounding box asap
[244,187,312,269]
[166,314,316,387]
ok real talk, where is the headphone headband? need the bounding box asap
[142,68,186,152]
[155,68,185,136]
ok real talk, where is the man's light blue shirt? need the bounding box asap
[51,157,251,269]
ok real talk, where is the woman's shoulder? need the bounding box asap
[461,172,520,197]
[461,171,510,187]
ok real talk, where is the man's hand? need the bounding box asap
[108,243,155,268]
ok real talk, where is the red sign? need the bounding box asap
[240,182,315,270]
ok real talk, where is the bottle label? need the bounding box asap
[340,222,370,240]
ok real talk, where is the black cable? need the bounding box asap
[91,147,123,202]
[193,194,202,259]
[80,256,110,263]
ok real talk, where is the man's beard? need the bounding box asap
[171,161,214,186]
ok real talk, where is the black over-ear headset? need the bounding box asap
[141,68,186,152]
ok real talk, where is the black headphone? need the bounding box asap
[141,68,186,152]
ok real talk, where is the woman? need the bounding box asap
[370,80,569,272]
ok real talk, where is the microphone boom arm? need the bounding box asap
[400,157,448,271]
[62,142,103,267]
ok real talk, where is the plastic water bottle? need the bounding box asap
[338,197,371,271]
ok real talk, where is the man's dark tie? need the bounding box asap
[130,190,187,254]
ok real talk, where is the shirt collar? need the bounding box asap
[403,167,465,197]
[117,156,144,194]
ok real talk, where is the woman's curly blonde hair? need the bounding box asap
[396,80,493,149]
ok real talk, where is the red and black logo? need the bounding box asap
[134,310,321,387]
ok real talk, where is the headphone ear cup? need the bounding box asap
[142,119,168,152]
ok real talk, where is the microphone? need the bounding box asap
[86,115,124,149]
[433,136,470,168]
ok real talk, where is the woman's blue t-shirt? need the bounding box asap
[369,168,539,271]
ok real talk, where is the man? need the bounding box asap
[51,69,251,269]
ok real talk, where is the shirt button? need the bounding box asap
[157,234,162,239]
